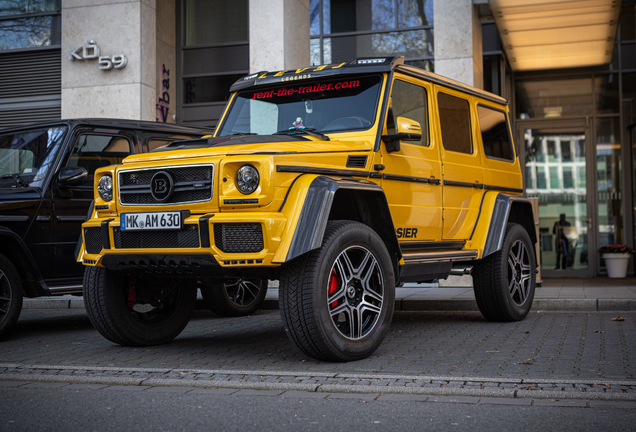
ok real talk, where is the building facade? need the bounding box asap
[1,0,635,277]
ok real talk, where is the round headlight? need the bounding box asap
[97,175,113,201]
[236,165,260,195]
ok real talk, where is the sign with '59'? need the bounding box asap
[69,40,127,71]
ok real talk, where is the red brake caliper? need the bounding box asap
[127,278,137,310]
[328,269,339,309]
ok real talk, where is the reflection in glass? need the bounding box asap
[621,42,636,70]
[323,30,433,64]
[322,0,395,34]
[183,74,244,104]
[0,0,59,16]
[0,126,66,190]
[516,77,593,119]
[596,118,622,254]
[397,0,433,27]
[595,74,619,114]
[310,38,321,66]
[405,59,433,72]
[524,128,588,271]
[310,0,320,36]
[0,15,60,50]
[184,0,247,46]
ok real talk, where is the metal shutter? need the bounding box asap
[0,49,61,128]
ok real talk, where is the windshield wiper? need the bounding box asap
[0,174,28,188]
[273,127,330,141]
[231,132,257,136]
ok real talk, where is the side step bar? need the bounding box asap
[399,250,477,284]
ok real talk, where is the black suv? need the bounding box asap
[0,119,208,339]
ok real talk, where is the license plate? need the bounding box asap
[120,211,183,231]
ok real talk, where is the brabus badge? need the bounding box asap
[150,171,174,203]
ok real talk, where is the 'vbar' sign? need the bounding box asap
[69,40,127,71]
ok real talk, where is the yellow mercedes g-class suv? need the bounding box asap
[78,56,536,361]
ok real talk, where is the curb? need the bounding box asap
[1,373,635,404]
[22,297,636,312]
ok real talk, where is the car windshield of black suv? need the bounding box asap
[217,75,383,138]
[0,126,67,189]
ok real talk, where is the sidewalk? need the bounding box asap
[23,277,636,312]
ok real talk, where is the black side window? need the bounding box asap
[477,105,514,161]
[145,134,196,152]
[437,92,472,154]
[386,79,429,146]
[68,134,132,186]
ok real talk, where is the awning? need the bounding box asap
[489,0,622,71]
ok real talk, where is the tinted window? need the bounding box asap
[477,105,514,161]
[219,75,382,136]
[146,135,197,152]
[0,126,66,190]
[68,134,132,186]
[437,92,472,154]
[387,79,429,146]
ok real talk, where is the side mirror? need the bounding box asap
[381,117,422,153]
[58,166,88,187]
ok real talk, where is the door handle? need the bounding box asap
[586,218,592,228]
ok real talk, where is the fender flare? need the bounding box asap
[483,194,537,258]
[0,227,49,297]
[284,176,401,273]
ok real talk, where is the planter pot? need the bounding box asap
[602,253,631,278]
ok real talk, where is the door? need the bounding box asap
[52,131,134,280]
[517,119,595,278]
[379,76,443,242]
[435,88,485,240]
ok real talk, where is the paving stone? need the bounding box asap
[279,391,328,399]
[532,399,588,407]
[101,385,152,391]
[427,396,480,404]
[145,386,196,393]
[327,393,379,400]
[232,389,284,397]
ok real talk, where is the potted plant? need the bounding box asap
[599,244,634,278]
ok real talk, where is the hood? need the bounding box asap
[123,134,373,164]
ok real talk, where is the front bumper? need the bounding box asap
[80,212,287,275]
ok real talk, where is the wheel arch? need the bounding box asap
[482,194,537,258]
[0,227,48,297]
[284,176,401,277]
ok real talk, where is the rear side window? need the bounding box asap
[477,105,514,161]
[437,92,472,154]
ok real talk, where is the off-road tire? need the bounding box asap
[0,253,23,340]
[83,266,196,346]
[473,223,536,321]
[279,220,395,362]
[200,278,267,317]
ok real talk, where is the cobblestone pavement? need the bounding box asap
[1,309,635,401]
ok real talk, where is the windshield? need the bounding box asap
[218,75,383,137]
[0,126,67,189]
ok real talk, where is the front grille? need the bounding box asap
[119,165,213,205]
[113,225,200,249]
[214,223,264,253]
[84,228,102,254]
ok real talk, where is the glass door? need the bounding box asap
[517,120,595,278]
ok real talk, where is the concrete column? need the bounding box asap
[434,0,483,89]
[61,0,157,120]
[249,0,310,73]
